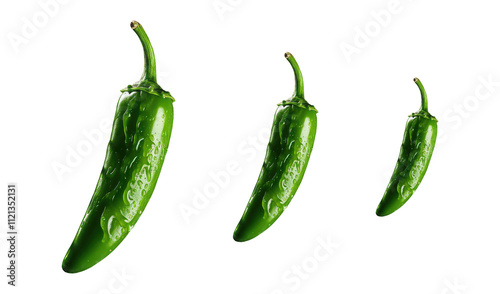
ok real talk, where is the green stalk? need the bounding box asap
[131,21,156,82]
[414,77,428,112]
[285,52,304,98]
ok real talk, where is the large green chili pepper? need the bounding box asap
[233,52,317,242]
[376,78,437,217]
[62,21,174,273]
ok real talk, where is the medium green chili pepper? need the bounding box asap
[62,21,174,273]
[233,52,317,242]
[376,78,437,217]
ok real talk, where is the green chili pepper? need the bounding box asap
[376,78,437,217]
[62,21,174,273]
[233,52,317,242]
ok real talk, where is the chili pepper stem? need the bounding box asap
[414,77,428,112]
[285,52,304,98]
[131,20,157,82]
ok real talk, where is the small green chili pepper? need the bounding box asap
[233,52,317,242]
[62,21,175,273]
[376,78,437,217]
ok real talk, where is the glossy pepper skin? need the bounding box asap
[62,21,174,273]
[233,53,317,242]
[376,78,437,217]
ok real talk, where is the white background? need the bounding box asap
[1,0,500,293]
